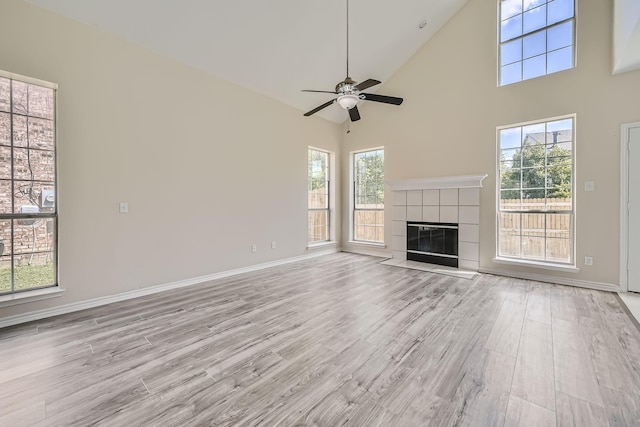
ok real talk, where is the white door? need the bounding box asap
[629,125,640,292]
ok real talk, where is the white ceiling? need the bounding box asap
[23,0,469,123]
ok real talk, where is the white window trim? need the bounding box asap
[496,114,577,267]
[0,70,59,297]
[350,146,385,244]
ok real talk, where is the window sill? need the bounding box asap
[493,257,580,273]
[307,241,337,249]
[347,240,386,249]
[0,287,65,308]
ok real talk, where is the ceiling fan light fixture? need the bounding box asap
[336,94,359,110]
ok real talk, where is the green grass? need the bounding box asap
[0,263,55,293]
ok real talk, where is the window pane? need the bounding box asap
[0,112,9,145]
[0,147,10,179]
[501,39,523,66]
[500,189,522,203]
[501,15,523,42]
[547,46,573,73]
[14,148,55,182]
[548,0,574,25]
[522,213,545,260]
[522,123,546,144]
[499,212,521,257]
[523,5,547,34]
[546,213,571,262]
[11,218,56,291]
[523,31,546,59]
[308,210,328,242]
[354,209,383,242]
[0,180,10,213]
[501,62,522,85]
[28,118,55,151]
[547,20,573,51]
[0,78,9,113]
[501,0,523,20]
[523,54,546,80]
[524,0,546,12]
[501,168,521,189]
[27,86,54,120]
[500,128,522,150]
[11,81,28,116]
[14,182,54,214]
[547,118,572,138]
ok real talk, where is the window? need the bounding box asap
[0,72,57,295]
[498,116,574,264]
[308,148,330,243]
[353,148,384,243]
[499,0,575,86]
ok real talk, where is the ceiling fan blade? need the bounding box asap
[361,93,403,105]
[354,79,381,91]
[349,105,361,122]
[303,99,336,116]
[302,90,337,94]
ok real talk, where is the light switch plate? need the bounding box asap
[584,181,595,192]
[119,202,129,213]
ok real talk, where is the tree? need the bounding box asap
[500,137,572,200]
[355,150,384,207]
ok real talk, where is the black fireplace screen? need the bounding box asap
[407,222,458,259]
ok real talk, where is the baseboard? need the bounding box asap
[0,248,339,329]
[342,246,391,259]
[479,267,620,292]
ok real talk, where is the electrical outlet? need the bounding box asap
[119,202,129,213]
[271,241,276,249]
[252,244,257,253]
[584,256,593,266]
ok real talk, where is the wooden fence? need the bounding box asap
[499,198,572,262]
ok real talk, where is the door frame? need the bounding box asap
[620,121,640,292]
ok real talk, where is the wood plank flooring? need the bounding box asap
[1,252,639,426]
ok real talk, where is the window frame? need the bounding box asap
[307,147,331,244]
[496,114,576,267]
[0,70,58,296]
[350,147,385,244]
[498,0,577,86]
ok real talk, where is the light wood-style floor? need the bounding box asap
[1,253,639,426]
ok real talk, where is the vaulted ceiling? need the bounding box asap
[22,0,469,123]
[23,0,640,123]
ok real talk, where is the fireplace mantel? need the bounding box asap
[386,175,488,191]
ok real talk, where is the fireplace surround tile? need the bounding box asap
[459,224,480,243]
[440,188,459,206]
[440,206,459,223]
[407,190,423,206]
[392,235,407,251]
[459,188,480,205]
[392,220,406,237]
[423,190,440,206]
[422,206,440,222]
[407,206,423,221]
[459,206,480,225]
[392,190,407,206]
[459,242,480,262]
[392,205,407,221]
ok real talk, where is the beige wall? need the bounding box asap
[0,0,341,318]
[341,0,640,285]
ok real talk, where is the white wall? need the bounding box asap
[341,0,640,286]
[0,0,341,318]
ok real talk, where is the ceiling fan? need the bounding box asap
[302,0,403,122]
